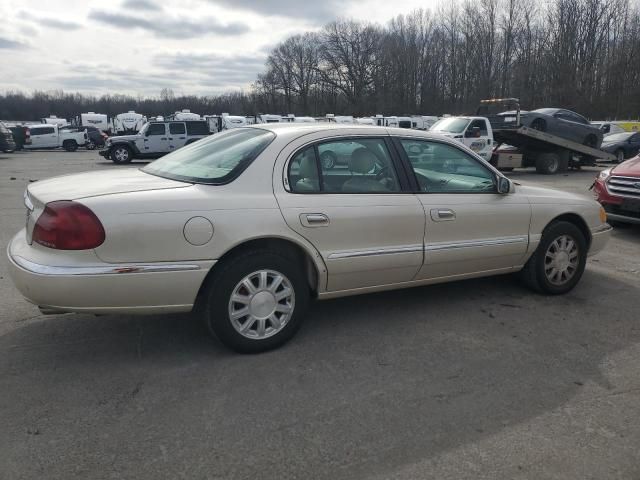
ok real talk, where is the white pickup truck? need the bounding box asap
[24,124,87,152]
[429,116,495,160]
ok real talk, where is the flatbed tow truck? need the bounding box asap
[478,98,615,174]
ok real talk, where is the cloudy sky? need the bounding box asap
[0,0,436,97]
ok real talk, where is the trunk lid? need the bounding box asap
[27,168,190,204]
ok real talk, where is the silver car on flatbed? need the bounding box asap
[7,124,611,352]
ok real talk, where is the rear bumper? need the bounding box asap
[7,231,214,315]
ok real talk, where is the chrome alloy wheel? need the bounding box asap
[228,269,295,339]
[113,147,129,162]
[544,234,579,286]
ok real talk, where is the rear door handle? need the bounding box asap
[300,213,329,227]
[430,208,456,221]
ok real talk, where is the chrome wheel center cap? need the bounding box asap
[250,291,276,319]
[555,251,570,271]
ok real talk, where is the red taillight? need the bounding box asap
[32,201,105,250]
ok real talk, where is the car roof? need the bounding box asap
[248,122,470,146]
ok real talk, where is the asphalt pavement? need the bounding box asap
[1,149,639,480]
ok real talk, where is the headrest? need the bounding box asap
[349,148,376,174]
[299,152,318,178]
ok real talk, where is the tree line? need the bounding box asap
[2,0,639,122]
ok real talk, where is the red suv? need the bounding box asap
[593,155,640,224]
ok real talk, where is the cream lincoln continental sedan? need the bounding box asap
[8,124,611,352]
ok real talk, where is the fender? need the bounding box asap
[110,139,141,155]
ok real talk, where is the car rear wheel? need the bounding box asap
[531,118,546,131]
[520,221,587,295]
[111,145,132,164]
[203,250,309,353]
[63,140,78,152]
[615,149,625,163]
[86,140,96,150]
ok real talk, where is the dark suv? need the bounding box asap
[0,121,16,153]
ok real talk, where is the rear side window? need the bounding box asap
[169,122,186,134]
[186,122,209,135]
[287,138,401,193]
[147,123,166,136]
[143,128,275,184]
[30,127,55,135]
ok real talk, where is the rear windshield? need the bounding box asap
[143,128,275,184]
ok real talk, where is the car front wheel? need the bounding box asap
[203,250,309,353]
[111,145,132,164]
[520,221,587,295]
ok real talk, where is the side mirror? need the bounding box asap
[497,176,511,194]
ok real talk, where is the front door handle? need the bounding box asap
[430,208,456,221]
[300,213,329,227]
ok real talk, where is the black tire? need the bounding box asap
[519,221,587,295]
[86,140,96,150]
[3,149,14,153]
[63,140,78,152]
[583,134,598,149]
[531,118,546,131]
[320,151,337,170]
[202,250,310,353]
[535,152,560,174]
[111,145,132,164]
[615,149,625,163]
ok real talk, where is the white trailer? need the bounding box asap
[205,113,248,133]
[77,112,109,131]
[41,116,68,126]
[293,116,316,123]
[410,116,439,130]
[258,114,283,123]
[372,115,398,127]
[172,109,201,121]
[111,111,147,135]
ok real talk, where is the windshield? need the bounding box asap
[605,132,633,142]
[430,118,470,134]
[143,128,276,184]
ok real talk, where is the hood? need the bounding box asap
[108,134,139,142]
[515,183,593,204]
[611,156,640,177]
[27,168,190,204]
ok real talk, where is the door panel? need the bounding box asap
[144,124,169,153]
[396,138,531,279]
[274,134,425,292]
[417,193,530,278]
[169,122,187,151]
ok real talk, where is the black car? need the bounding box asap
[600,132,640,163]
[61,125,106,150]
[0,121,16,153]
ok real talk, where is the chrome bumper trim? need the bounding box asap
[11,255,201,276]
